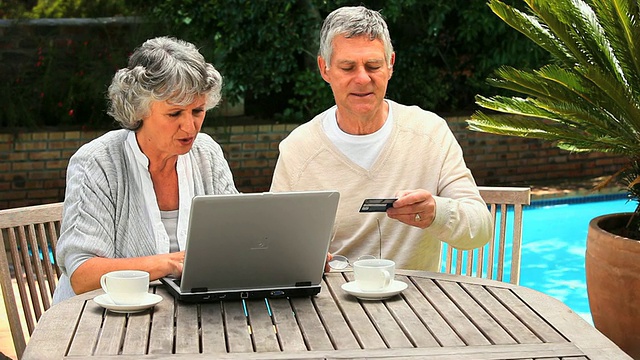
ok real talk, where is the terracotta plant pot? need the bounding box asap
[586,212,640,359]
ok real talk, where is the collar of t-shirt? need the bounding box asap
[323,101,393,170]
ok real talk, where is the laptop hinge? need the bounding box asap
[190,287,209,293]
[295,281,312,287]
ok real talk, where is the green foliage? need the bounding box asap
[0,28,151,129]
[387,0,548,113]
[0,0,31,18]
[146,0,548,121]
[1,1,549,128]
[1,0,133,18]
[467,0,640,228]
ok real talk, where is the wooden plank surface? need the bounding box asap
[66,299,104,356]
[121,310,151,355]
[174,302,199,354]
[412,277,490,346]
[487,287,564,343]
[269,298,307,351]
[223,300,253,353]
[22,271,633,359]
[200,301,227,353]
[324,272,386,350]
[461,283,541,344]
[94,312,126,355]
[383,275,440,348]
[400,276,464,347]
[340,273,413,349]
[246,299,280,352]
[436,279,516,345]
[147,287,175,355]
[310,276,360,350]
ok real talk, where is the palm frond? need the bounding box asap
[472,0,640,158]
[489,0,574,65]
[469,110,639,154]
[487,66,624,135]
[591,0,640,94]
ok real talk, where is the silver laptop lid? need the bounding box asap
[180,191,339,293]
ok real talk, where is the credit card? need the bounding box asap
[359,198,397,212]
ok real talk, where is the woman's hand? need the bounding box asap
[325,252,333,272]
[70,251,186,295]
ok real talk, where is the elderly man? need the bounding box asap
[270,6,491,272]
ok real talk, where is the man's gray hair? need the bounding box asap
[108,36,223,130]
[319,6,393,68]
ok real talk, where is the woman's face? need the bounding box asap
[136,96,206,161]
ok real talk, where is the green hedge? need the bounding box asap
[0,0,549,129]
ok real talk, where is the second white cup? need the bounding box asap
[100,270,149,305]
[353,258,395,292]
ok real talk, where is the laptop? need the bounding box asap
[161,190,340,302]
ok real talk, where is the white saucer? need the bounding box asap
[93,293,162,313]
[341,280,408,300]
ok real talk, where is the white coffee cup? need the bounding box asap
[353,258,395,292]
[100,270,149,305]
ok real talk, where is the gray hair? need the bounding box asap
[319,6,393,68]
[108,36,223,130]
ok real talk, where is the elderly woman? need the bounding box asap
[52,37,238,304]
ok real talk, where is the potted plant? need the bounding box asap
[466,0,640,357]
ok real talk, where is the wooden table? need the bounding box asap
[24,270,630,359]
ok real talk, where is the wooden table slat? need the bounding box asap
[246,298,280,352]
[200,301,228,353]
[268,298,308,351]
[120,310,151,355]
[400,276,465,347]
[147,287,176,355]
[338,272,413,349]
[95,312,126,355]
[23,271,631,359]
[223,300,254,353]
[310,276,360,350]
[324,272,386,350]
[413,277,490,346]
[289,296,334,351]
[487,287,565,343]
[460,283,542,345]
[437,279,517,345]
[174,303,199,354]
[383,275,440,348]
[66,300,104,356]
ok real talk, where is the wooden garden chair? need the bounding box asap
[442,186,531,284]
[0,202,63,359]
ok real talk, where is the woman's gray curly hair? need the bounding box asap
[319,6,393,69]
[108,36,223,130]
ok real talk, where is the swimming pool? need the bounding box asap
[496,194,636,324]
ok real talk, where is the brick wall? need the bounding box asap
[0,117,628,209]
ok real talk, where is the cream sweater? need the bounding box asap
[271,101,491,271]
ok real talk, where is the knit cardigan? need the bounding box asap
[270,100,492,271]
[53,129,237,303]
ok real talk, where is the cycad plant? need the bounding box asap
[467,0,640,238]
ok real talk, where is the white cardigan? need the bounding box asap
[53,129,238,303]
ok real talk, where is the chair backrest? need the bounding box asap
[442,186,531,284]
[0,202,63,359]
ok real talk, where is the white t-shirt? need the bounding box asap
[322,102,393,170]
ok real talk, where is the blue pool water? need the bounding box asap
[517,195,636,324]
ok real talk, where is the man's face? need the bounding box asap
[318,35,394,121]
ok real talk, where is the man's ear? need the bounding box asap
[318,56,330,83]
[389,52,396,79]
